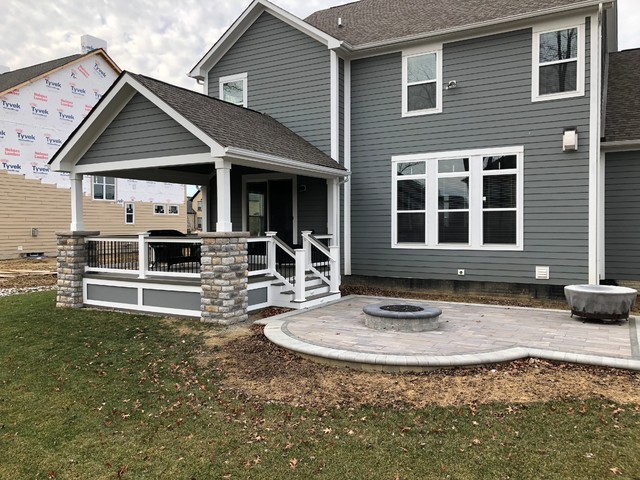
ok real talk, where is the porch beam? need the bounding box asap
[215,158,232,232]
[74,152,214,174]
[70,172,85,231]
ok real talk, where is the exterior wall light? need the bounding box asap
[563,127,578,152]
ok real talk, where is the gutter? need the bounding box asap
[601,140,640,152]
[224,146,350,178]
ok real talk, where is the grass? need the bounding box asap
[1,291,639,479]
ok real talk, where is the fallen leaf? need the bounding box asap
[610,467,622,475]
[289,458,299,470]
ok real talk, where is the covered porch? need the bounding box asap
[50,73,348,323]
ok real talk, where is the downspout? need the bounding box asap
[588,3,604,284]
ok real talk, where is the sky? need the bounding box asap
[2,0,639,92]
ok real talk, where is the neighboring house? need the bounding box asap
[0,47,187,259]
[50,0,633,321]
[187,189,204,232]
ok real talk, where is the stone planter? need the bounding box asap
[564,284,637,321]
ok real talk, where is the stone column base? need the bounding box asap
[200,232,249,325]
[56,231,99,309]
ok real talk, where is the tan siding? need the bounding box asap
[0,171,187,259]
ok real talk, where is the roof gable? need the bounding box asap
[189,0,340,80]
[305,0,604,49]
[0,49,120,96]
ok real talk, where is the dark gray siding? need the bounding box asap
[87,285,137,304]
[350,24,592,285]
[207,12,331,156]
[605,151,640,280]
[143,289,201,311]
[79,93,209,165]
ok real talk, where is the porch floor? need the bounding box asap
[259,295,640,372]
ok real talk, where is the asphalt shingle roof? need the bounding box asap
[0,54,83,94]
[605,49,640,143]
[131,74,345,171]
[306,0,599,47]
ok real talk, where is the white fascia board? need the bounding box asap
[50,76,135,172]
[125,75,224,155]
[74,152,214,174]
[51,73,224,173]
[224,147,349,179]
[346,1,605,59]
[188,0,341,80]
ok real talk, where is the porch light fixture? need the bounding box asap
[562,127,578,152]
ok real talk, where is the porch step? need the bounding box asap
[291,291,341,308]
[279,282,329,296]
[249,274,276,285]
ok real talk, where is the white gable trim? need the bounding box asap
[50,73,224,172]
[189,0,341,80]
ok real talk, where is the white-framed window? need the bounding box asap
[196,217,202,230]
[219,72,247,107]
[168,205,179,215]
[402,45,442,117]
[197,200,202,212]
[124,202,135,224]
[392,146,524,250]
[154,204,165,215]
[93,176,115,201]
[532,21,585,101]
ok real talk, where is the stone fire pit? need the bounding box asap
[564,284,637,321]
[363,302,442,332]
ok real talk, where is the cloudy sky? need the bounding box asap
[2,0,639,91]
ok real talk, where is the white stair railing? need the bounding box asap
[301,231,340,293]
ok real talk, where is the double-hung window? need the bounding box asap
[93,176,115,201]
[392,147,523,250]
[402,46,442,116]
[219,73,247,107]
[533,22,584,101]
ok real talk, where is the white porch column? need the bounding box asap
[70,172,85,231]
[214,159,232,232]
[327,177,340,246]
[201,183,209,233]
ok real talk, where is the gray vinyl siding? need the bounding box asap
[350,24,592,285]
[79,93,209,165]
[605,151,640,280]
[207,12,331,156]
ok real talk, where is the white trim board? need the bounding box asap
[189,0,341,80]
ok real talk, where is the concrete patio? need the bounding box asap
[259,295,640,372]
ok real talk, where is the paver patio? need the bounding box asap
[260,295,640,371]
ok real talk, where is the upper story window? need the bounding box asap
[93,176,115,201]
[402,46,442,117]
[219,73,247,107]
[392,147,523,251]
[532,22,585,101]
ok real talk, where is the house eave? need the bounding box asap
[342,0,611,58]
[189,0,341,81]
[224,146,349,179]
[601,140,640,152]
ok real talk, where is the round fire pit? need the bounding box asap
[363,303,442,332]
[564,284,637,321]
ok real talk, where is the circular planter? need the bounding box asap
[564,284,637,321]
[363,303,442,332]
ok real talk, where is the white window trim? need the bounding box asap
[402,44,443,117]
[92,175,116,201]
[219,72,248,107]
[391,146,524,251]
[532,20,585,102]
[168,204,179,215]
[153,204,166,215]
[124,202,135,225]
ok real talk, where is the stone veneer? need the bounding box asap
[200,232,249,324]
[56,231,99,309]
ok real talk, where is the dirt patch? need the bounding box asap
[0,258,57,289]
[215,324,640,408]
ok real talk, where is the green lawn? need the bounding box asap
[1,291,639,479]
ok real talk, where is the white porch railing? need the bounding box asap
[85,234,201,279]
[248,231,340,302]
